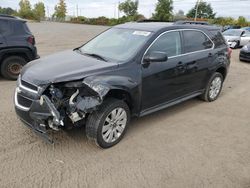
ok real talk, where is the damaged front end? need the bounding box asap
[15,77,110,143]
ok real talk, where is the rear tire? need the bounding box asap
[1,56,27,80]
[200,72,224,102]
[86,98,130,149]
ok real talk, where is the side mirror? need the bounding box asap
[241,33,247,37]
[144,51,168,63]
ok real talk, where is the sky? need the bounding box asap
[1,0,250,20]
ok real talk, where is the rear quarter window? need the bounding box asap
[13,21,31,35]
[0,20,11,35]
[183,30,213,53]
[209,30,227,47]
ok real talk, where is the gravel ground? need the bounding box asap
[0,22,250,188]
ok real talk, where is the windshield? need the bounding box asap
[223,29,242,36]
[79,28,152,62]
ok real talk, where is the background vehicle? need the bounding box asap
[242,27,250,32]
[223,25,241,31]
[240,43,250,62]
[223,29,250,49]
[14,22,231,148]
[0,14,38,80]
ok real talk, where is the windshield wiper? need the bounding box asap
[83,53,108,62]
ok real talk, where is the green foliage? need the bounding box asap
[0,7,17,15]
[119,0,139,17]
[153,0,173,21]
[54,0,67,20]
[212,17,235,26]
[186,0,216,19]
[33,2,45,21]
[211,16,250,27]
[69,14,146,26]
[237,16,248,27]
[18,0,34,19]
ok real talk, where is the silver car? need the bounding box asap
[223,29,250,49]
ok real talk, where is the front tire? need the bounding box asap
[86,98,130,149]
[1,56,27,80]
[200,72,224,102]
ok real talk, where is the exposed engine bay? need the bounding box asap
[29,79,110,134]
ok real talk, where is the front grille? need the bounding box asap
[21,80,38,91]
[17,94,33,108]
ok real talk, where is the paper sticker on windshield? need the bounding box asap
[133,31,151,37]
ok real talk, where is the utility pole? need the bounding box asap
[195,0,200,21]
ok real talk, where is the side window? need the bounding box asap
[147,31,181,57]
[183,30,213,53]
[0,20,10,35]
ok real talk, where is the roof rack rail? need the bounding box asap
[0,14,16,19]
[174,20,210,25]
[137,19,163,23]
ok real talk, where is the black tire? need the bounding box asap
[86,98,130,149]
[200,72,224,102]
[1,56,27,80]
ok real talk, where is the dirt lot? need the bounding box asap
[0,22,250,188]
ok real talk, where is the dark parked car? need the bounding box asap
[14,22,231,148]
[240,43,250,62]
[0,14,38,80]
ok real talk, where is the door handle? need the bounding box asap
[176,62,186,74]
[208,53,213,57]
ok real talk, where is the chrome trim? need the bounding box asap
[14,87,30,111]
[18,78,39,94]
[142,29,215,64]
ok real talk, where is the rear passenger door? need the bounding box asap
[181,30,214,92]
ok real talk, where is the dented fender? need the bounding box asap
[82,75,140,114]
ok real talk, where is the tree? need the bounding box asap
[0,7,17,15]
[186,0,216,19]
[212,17,235,26]
[153,0,173,21]
[119,0,138,17]
[173,9,186,21]
[54,0,67,20]
[33,2,45,21]
[18,0,33,19]
[237,16,248,27]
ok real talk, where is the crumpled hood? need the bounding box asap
[223,35,240,42]
[21,50,118,86]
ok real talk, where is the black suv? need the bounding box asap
[14,22,231,148]
[0,14,38,80]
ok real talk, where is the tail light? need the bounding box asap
[227,47,232,59]
[27,36,35,45]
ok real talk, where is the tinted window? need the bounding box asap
[0,20,11,35]
[147,31,181,57]
[183,30,213,53]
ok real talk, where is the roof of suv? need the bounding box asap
[115,22,219,33]
[0,14,26,22]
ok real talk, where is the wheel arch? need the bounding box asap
[215,66,227,80]
[104,89,133,113]
[0,48,33,63]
